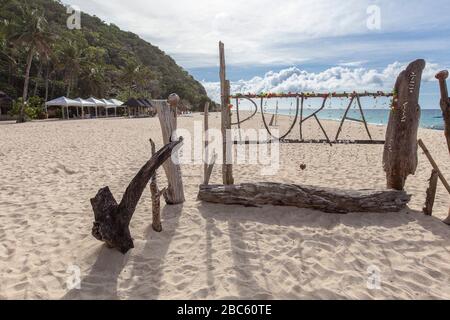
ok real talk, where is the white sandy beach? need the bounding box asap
[0,113,449,299]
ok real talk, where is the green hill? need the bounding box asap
[0,0,211,110]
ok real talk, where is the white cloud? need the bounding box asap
[203,62,441,103]
[62,0,450,68]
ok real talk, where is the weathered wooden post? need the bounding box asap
[423,169,439,216]
[204,101,210,182]
[219,42,234,185]
[435,70,450,152]
[154,94,185,205]
[149,139,166,232]
[383,59,426,190]
[435,71,450,224]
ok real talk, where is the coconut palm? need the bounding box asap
[8,3,52,122]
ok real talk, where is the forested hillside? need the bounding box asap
[0,0,211,111]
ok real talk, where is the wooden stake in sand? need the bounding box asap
[149,139,166,232]
[219,42,234,185]
[435,71,450,153]
[154,94,185,205]
[423,170,439,216]
[204,101,210,182]
[418,139,450,194]
[90,138,183,254]
[383,59,426,190]
[435,70,450,225]
[418,139,450,223]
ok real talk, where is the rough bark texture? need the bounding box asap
[149,139,165,232]
[204,102,210,183]
[383,59,426,190]
[154,96,185,204]
[435,71,450,153]
[423,170,439,216]
[219,42,234,185]
[435,71,450,225]
[198,183,411,214]
[91,138,183,254]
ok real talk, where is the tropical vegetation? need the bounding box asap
[0,0,212,122]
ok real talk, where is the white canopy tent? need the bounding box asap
[74,98,96,118]
[110,99,124,107]
[45,97,82,119]
[86,97,106,117]
[106,99,124,117]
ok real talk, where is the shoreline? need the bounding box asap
[236,109,445,131]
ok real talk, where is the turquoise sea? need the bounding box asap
[266,109,445,130]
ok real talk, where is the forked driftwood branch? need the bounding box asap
[90,138,183,254]
[198,183,410,214]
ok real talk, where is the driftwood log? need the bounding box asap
[90,138,183,254]
[198,183,410,214]
[383,59,425,190]
[154,95,185,204]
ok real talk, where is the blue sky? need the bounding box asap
[63,0,450,108]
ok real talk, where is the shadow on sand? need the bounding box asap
[63,204,183,300]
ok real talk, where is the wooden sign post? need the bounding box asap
[219,42,234,185]
[383,59,426,190]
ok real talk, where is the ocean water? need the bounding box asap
[265,109,445,130]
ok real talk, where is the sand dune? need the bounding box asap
[0,114,449,299]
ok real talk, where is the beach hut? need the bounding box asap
[122,98,146,117]
[0,91,13,120]
[45,97,82,119]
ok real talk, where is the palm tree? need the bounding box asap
[57,40,84,97]
[9,3,52,122]
[120,61,155,99]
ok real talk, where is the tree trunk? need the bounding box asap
[33,61,43,97]
[198,183,411,214]
[154,95,185,205]
[66,77,71,98]
[91,138,183,254]
[18,47,35,123]
[383,59,426,190]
